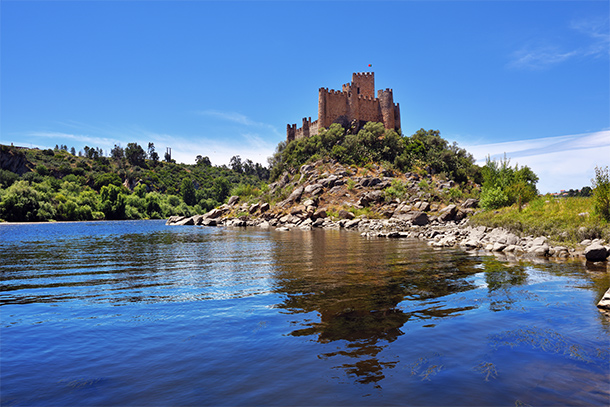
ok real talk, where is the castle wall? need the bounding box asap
[325,90,350,124]
[354,96,382,123]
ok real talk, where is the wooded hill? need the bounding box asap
[0,143,267,222]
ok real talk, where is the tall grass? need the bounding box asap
[229,183,262,202]
[470,196,610,244]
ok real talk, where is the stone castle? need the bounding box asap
[287,72,401,142]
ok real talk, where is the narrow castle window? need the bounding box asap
[357,87,360,95]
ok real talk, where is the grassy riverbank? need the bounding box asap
[470,196,610,245]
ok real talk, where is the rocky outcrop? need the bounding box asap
[0,147,33,175]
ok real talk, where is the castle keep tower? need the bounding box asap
[287,72,401,142]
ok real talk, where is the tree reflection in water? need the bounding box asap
[270,229,481,385]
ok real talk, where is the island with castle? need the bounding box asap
[286,72,401,142]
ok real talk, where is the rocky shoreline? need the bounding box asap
[166,159,609,311]
[167,210,609,263]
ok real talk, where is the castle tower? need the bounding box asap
[351,72,375,98]
[378,89,396,130]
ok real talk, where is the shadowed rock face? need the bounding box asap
[1,148,33,175]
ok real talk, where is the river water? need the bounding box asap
[1,220,609,406]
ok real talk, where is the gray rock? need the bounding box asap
[338,209,355,220]
[227,195,240,206]
[597,288,610,310]
[276,227,290,232]
[300,164,315,174]
[249,203,260,214]
[413,201,430,212]
[205,208,224,219]
[260,202,270,212]
[302,198,317,207]
[462,198,479,209]
[344,219,361,229]
[312,218,325,227]
[312,208,327,219]
[319,175,338,188]
[166,215,186,225]
[202,219,217,226]
[286,186,304,203]
[304,183,323,194]
[290,205,307,216]
[410,211,429,226]
[438,205,457,222]
[584,243,609,262]
[492,242,507,252]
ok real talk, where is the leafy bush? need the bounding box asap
[384,179,408,201]
[479,155,538,210]
[0,181,42,222]
[0,170,19,188]
[100,184,126,220]
[479,186,510,210]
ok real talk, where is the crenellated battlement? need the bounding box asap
[288,72,401,142]
[353,72,374,79]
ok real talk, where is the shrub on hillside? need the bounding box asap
[479,155,538,210]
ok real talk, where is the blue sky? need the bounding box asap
[1,1,608,193]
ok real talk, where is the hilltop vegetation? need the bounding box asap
[0,143,267,222]
[269,123,482,185]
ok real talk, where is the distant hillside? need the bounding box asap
[0,144,267,222]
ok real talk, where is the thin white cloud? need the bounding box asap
[509,17,609,70]
[198,109,283,137]
[462,130,610,193]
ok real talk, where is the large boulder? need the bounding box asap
[338,209,355,220]
[313,208,327,219]
[413,201,430,212]
[462,198,479,209]
[358,191,384,207]
[584,243,609,262]
[438,205,457,222]
[166,215,186,225]
[205,208,224,219]
[227,195,240,206]
[304,183,324,195]
[286,186,304,203]
[410,211,429,226]
[249,203,260,214]
[319,175,338,188]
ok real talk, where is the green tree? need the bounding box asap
[480,155,538,210]
[93,173,122,190]
[100,184,126,220]
[212,176,231,203]
[0,181,42,222]
[181,177,197,206]
[592,165,610,221]
[111,144,125,161]
[125,143,146,167]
